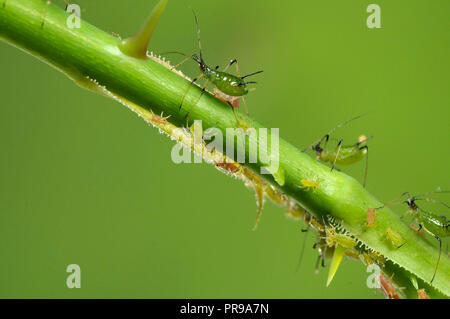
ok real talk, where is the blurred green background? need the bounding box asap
[0,0,448,298]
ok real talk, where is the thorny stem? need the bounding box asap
[0,0,448,298]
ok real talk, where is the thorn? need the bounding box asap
[252,184,265,231]
[267,166,285,187]
[119,0,168,60]
[326,245,346,287]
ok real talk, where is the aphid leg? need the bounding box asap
[331,139,343,172]
[63,0,69,10]
[302,133,328,153]
[397,223,424,249]
[314,255,321,274]
[431,235,442,283]
[409,224,424,236]
[222,59,237,73]
[232,59,241,77]
[171,54,194,71]
[296,226,309,273]
[184,80,210,127]
[360,145,369,187]
[313,248,326,274]
[420,226,442,283]
[240,96,249,115]
[322,134,331,148]
[226,59,252,115]
[226,101,242,128]
[401,209,412,220]
[179,73,204,111]
[301,217,310,232]
[41,1,51,29]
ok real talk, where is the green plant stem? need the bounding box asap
[0,0,448,298]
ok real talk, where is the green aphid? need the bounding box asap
[165,10,263,127]
[401,192,449,283]
[380,190,449,283]
[303,114,372,187]
[385,228,405,248]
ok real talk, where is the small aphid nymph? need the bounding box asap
[379,273,400,299]
[151,112,171,125]
[367,208,377,227]
[298,178,321,192]
[215,161,240,174]
[385,228,405,248]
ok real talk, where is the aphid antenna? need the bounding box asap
[302,113,370,152]
[415,198,450,209]
[404,190,450,208]
[191,9,205,64]
[162,8,207,68]
[413,190,450,198]
[374,193,406,210]
[161,51,202,66]
[41,0,51,28]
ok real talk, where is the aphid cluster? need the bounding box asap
[295,215,389,288]
[297,112,447,291]
[98,1,445,297]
